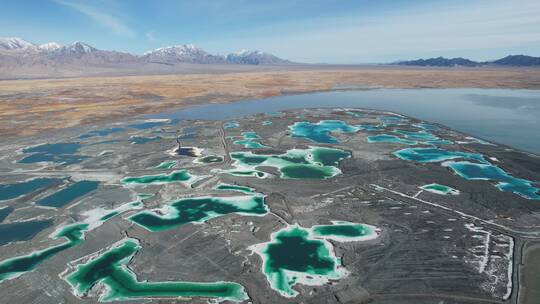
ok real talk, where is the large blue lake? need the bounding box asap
[150,89,540,155]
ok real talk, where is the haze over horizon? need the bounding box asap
[1,0,540,64]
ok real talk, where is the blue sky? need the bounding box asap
[1,0,539,63]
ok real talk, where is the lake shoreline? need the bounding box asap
[1,68,540,137]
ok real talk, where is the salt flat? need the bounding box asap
[0,108,538,303]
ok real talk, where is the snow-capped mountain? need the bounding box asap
[38,42,62,51]
[0,37,62,52]
[226,49,290,65]
[143,44,199,56]
[0,37,295,78]
[44,41,137,65]
[52,41,97,56]
[0,37,36,51]
[1,37,291,65]
[0,38,137,71]
[142,44,226,64]
[1,38,101,56]
[142,45,291,65]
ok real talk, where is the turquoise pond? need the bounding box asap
[289,120,358,143]
[213,183,256,194]
[394,130,440,141]
[0,223,88,281]
[420,183,460,195]
[23,142,80,155]
[443,161,540,200]
[233,132,268,149]
[130,136,161,145]
[0,219,54,246]
[19,142,87,165]
[357,124,385,131]
[0,207,13,223]
[312,224,366,238]
[367,134,417,145]
[79,127,125,139]
[64,238,248,302]
[223,121,239,129]
[0,199,144,282]
[250,226,340,297]
[99,211,119,221]
[250,221,377,298]
[414,123,440,131]
[129,195,267,232]
[393,148,538,200]
[378,115,408,126]
[35,180,99,208]
[394,148,486,163]
[311,222,377,242]
[121,170,198,185]
[368,130,451,146]
[225,146,350,179]
[242,132,261,139]
[0,178,63,201]
[424,139,453,145]
[233,139,267,149]
[155,161,176,169]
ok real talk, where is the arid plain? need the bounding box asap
[2,66,540,137]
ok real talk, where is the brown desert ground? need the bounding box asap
[1,66,540,137]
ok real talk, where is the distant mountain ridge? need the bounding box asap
[0,37,36,50]
[0,37,290,66]
[1,37,538,79]
[142,44,227,64]
[226,49,290,65]
[393,55,540,67]
[491,55,540,66]
[395,57,479,67]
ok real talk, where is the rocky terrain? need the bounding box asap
[0,108,538,303]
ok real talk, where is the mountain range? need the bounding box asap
[0,37,291,72]
[1,37,539,79]
[393,55,540,67]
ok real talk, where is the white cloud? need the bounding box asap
[54,0,135,37]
